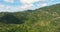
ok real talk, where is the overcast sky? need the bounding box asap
[0,0,60,12]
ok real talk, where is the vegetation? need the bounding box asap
[0,4,60,32]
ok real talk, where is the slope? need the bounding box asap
[0,4,60,32]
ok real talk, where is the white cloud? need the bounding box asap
[0,4,5,8]
[20,0,46,4]
[41,3,47,7]
[4,0,14,3]
[20,0,38,4]
[19,0,48,10]
[21,4,34,10]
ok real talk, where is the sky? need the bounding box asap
[0,0,60,12]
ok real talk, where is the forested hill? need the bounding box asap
[0,4,60,32]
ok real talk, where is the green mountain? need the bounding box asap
[0,4,60,32]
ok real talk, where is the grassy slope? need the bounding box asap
[0,4,60,32]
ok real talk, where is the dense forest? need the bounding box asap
[0,4,60,32]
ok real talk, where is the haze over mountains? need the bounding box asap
[0,4,60,32]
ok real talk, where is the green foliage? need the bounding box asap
[0,4,60,32]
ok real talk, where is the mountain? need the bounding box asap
[0,4,60,32]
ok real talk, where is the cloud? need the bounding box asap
[4,0,14,3]
[19,0,47,10]
[20,0,39,4]
[41,3,47,7]
[20,0,46,4]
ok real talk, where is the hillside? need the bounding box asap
[0,4,60,32]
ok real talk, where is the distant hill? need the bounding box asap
[0,4,60,32]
